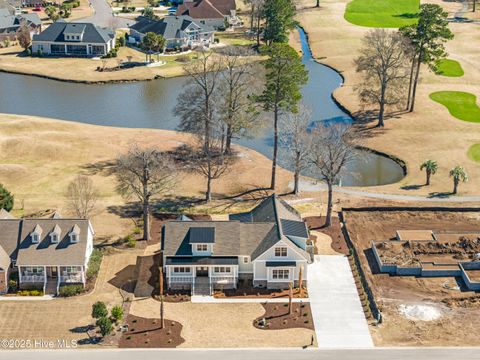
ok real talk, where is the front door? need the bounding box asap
[50,267,58,278]
[196,266,208,277]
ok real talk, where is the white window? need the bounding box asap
[243,256,249,264]
[196,244,208,252]
[214,266,231,273]
[25,266,43,274]
[275,247,287,257]
[173,267,191,273]
[31,234,40,243]
[272,269,289,280]
[50,233,59,243]
[70,234,79,243]
[64,266,78,273]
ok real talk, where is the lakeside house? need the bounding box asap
[31,20,116,57]
[0,210,95,295]
[176,0,241,29]
[0,6,41,41]
[162,195,313,295]
[129,15,215,51]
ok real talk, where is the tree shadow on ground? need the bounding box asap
[427,191,454,198]
[393,13,419,19]
[80,159,116,176]
[400,184,426,191]
[108,264,137,292]
[70,325,94,334]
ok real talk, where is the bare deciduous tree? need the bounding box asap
[355,29,411,127]
[309,124,357,227]
[279,103,312,195]
[115,145,177,241]
[66,175,98,219]
[17,23,31,51]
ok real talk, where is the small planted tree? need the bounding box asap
[159,267,164,329]
[92,301,108,319]
[449,166,468,194]
[17,24,31,51]
[110,305,124,323]
[420,160,438,186]
[96,316,113,337]
[288,282,293,315]
[0,184,14,212]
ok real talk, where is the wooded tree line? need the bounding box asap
[355,4,454,127]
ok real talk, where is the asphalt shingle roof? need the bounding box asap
[32,21,114,44]
[130,15,213,39]
[176,0,235,19]
[166,256,238,265]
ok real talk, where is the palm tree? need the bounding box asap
[142,32,166,62]
[420,160,438,185]
[449,166,468,194]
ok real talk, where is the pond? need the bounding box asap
[0,28,404,186]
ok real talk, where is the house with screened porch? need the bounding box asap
[0,211,94,295]
[161,195,314,295]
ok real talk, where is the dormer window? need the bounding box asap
[31,224,42,244]
[69,224,80,243]
[51,233,59,243]
[50,224,61,244]
[70,233,79,243]
[196,244,208,252]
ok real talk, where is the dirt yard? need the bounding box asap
[0,114,292,240]
[343,208,480,346]
[294,0,480,196]
[129,298,316,348]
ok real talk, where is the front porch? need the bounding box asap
[18,265,86,294]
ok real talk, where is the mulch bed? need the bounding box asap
[253,303,314,331]
[215,279,308,299]
[305,216,349,255]
[154,290,191,303]
[118,315,185,348]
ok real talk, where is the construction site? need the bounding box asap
[342,208,480,346]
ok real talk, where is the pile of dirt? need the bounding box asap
[412,237,480,259]
[443,295,480,308]
[253,303,314,330]
[119,315,185,348]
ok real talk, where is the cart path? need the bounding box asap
[307,255,374,348]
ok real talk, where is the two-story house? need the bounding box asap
[176,0,241,29]
[31,20,116,57]
[0,211,95,295]
[129,15,215,51]
[161,195,313,295]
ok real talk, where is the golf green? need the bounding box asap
[435,59,464,77]
[344,0,420,28]
[467,144,480,163]
[430,91,480,123]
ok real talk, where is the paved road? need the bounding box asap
[2,348,480,360]
[307,255,374,348]
[289,180,480,203]
[75,0,132,28]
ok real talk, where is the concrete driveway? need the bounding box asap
[307,255,374,348]
[77,0,132,29]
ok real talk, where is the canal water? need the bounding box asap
[0,28,404,186]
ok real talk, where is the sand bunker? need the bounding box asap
[399,304,442,321]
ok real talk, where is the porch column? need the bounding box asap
[43,266,47,292]
[18,266,22,284]
[64,44,67,55]
[81,266,85,285]
[57,265,60,288]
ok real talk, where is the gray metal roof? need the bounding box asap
[165,256,238,265]
[281,219,309,238]
[32,21,114,44]
[189,227,215,244]
[265,261,296,267]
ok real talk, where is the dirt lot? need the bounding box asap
[294,0,480,196]
[343,208,480,346]
[129,297,316,348]
[0,114,292,239]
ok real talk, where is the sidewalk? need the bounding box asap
[191,296,309,303]
[307,255,374,348]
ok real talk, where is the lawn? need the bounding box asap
[430,91,480,123]
[435,59,464,77]
[467,144,480,162]
[344,0,420,28]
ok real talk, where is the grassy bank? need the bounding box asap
[344,0,419,28]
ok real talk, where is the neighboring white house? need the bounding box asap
[129,15,215,51]
[31,20,116,57]
[0,212,95,295]
[162,195,313,294]
[176,0,241,29]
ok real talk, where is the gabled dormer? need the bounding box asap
[63,23,86,42]
[69,224,80,243]
[189,227,215,256]
[31,224,42,244]
[50,224,61,244]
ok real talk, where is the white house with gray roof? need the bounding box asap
[31,20,115,57]
[0,212,94,295]
[161,195,313,295]
[0,7,41,41]
[129,15,214,51]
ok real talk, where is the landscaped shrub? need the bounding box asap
[0,183,14,211]
[86,248,103,279]
[58,284,84,297]
[110,305,124,322]
[92,301,108,319]
[126,237,136,248]
[96,316,113,337]
[17,289,43,296]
